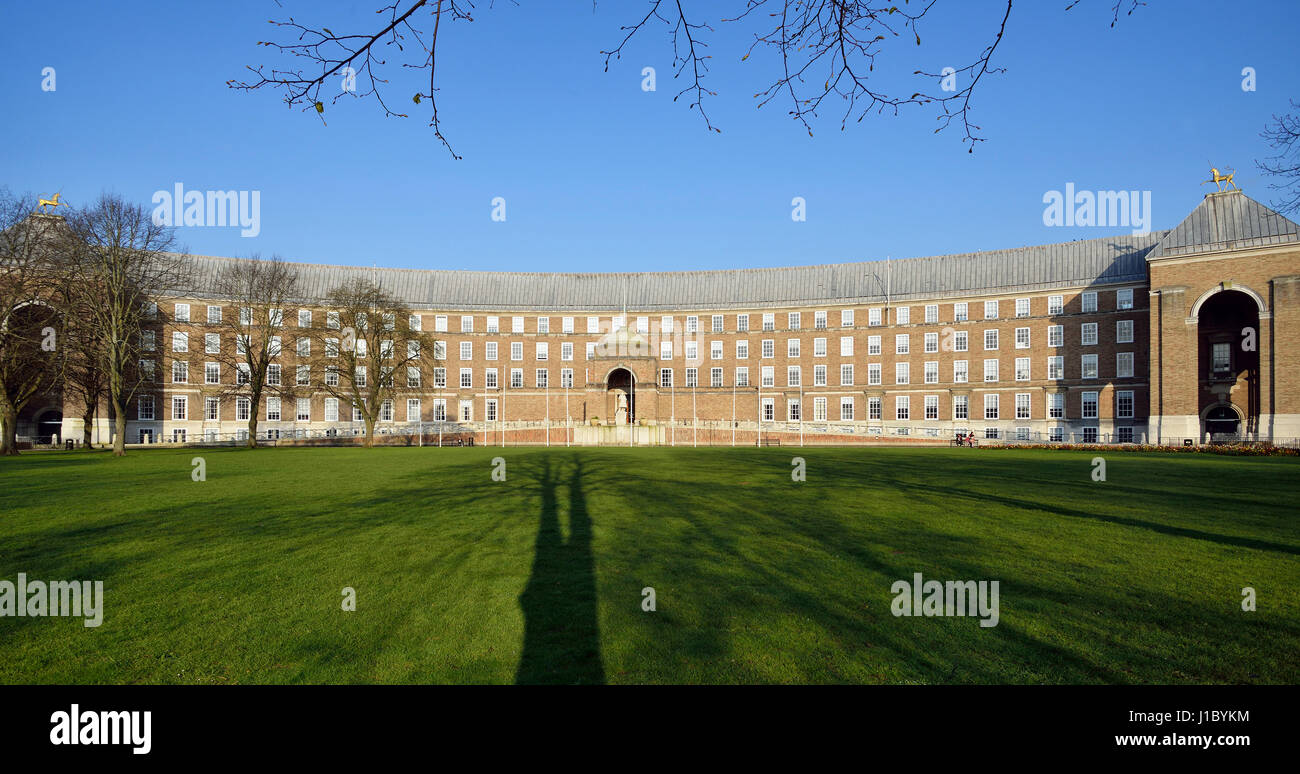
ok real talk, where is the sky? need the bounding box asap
[1,0,1297,273]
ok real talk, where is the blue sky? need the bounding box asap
[1,0,1297,272]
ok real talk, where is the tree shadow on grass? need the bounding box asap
[515,455,604,685]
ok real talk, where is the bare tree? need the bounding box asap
[63,195,184,456]
[230,1,1142,156]
[0,189,65,455]
[51,262,110,448]
[204,256,302,448]
[304,279,436,447]
[1258,99,1300,215]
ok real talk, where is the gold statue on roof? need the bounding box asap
[37,192,67,212]
[1203,166,1239,193]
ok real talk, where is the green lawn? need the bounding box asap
[0,445,1296,684]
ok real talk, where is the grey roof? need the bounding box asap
[172,231,1162,312]
[1147,190,1300,260]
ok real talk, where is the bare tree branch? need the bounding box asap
[1258,99,1300,215]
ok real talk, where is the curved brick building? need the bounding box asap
[29,189,1300,447]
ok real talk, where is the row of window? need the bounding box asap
[759,391,1137,422]
[151,288,1137,337]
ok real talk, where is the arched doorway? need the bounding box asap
[35,408,63,444]
[606,368,635,425]
[1195,289,1260,438]
[1203,404,1241,440]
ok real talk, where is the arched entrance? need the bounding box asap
[35,408,63,444]
[1196,289,1260,438]
[1203,404,1241,440]
[606,368,635,425]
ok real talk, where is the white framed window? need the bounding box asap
[1015,392,1031,419]
[1015,327,1030,349]
[868,397,882,421]
[953,395,968,420]
[762,339,775,359]
[924,332,938,353]
[511,342,523,361]
[1047,356,1064,380]
[839,397,854,421]
[140,330,156,351]
[840,336,854,357]
[761,366,775,387]
[561,342,573,361]
[172,360,188,383]
[786,339,799,358]
[867,336,880,356]
[788,399,801,422]
[536,342,549,361]
[1082,391,1099,419]
[297,398,312,422]
[984,394,999,420]
[814,396,827,421]
[1015,298,1030,318]
[562,316,574,334]
[661,341,674,360]
[896,307,910,325]
[895,396,910,421]
[267,397,281,422]
[459,368,473,388]
[172,331,188,352]
[688,315,700,333]
[984,329,998,350]
[868,308,882,327]
[510,369,523,388]
[1048,393,1064,419]
[460,342,472,360]
[137,395,155,420]
[1048,325,1063,348]
[1081,354,1099,379]
[867,363,881,385]
[712,314,724,333]
[924,361,938,384]
[840,363,854,385]
[1116,352,1134,378]
[813,364,827,386]
[924,395,939,420]
[485,368,498,389]
[924,304,939,324]
[735,340,747,359]
[895,334,909,354]
[1082,292,1098,313]
[895,362,910,385]
[787,312,800,330]
[814,311,827,329]
[1081,322,1098,346]
[538,317,551,334]
[1015,357,1030,381]
[762,313,774,331]
[205,362,220,384]
[235,396,251,422]
[710,367,723,387]
[1117,288,1134,310]
[485,341,498,361]
[202,333,217,354]
[536,369,548,389]
[954,302,968,322]
[1116,390,1134,418]
[173,303,190,322]
[685,341,699,361]
[787,366,801,387]
[459,316,473,333]
[734,367,748,386]
[953,330,968,352]
[840,309,855,327]
[984,359,999,382]
[711,341,724,360]
[953,360,968,383]
[762,398,775,422]
[587,316,600,334]
[1116,319,1134,343]
[984,300,999,320]
[736,314,749,332]
[323,397,338,422]
[1048,295,1064,315]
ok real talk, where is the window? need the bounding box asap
[538,317,551,334]
[984,300,999,319]
[1081,391,1099,419]
[172,360,188,383]
[562,317,574,334]
[762,398,775,422]
[536,342,548,361]
[711,367,723,387]
[536,369,548,389]
[840,336,854,357]
[323,398,339,423]
[587,316,600,334]
[867,363,881,385]
[433,399,447,421]
[1081,323,1098,346]
[787,312,800,330]
[896,396,910,421]
[984,394,999,420]
[734,340,747,359]
[896,307,910,325]
[788,399,801,422]
[712,314,724,333]
[868,397,882,421]
[510,369,523,388]
[1015,357,1030,381]
[353,403,364,422]
[984,427,1001,440]
[762,313,774,331]
[460,368,473,388]
[205,362,220,384]
[1015,392,1031,419]
[924,332,938,353]
[953,395,968,420]
[787,366,800,387]
[1048,325,1063,347]
[1015,298,1030,318]
[1015,327,1030,349]
[1116,390,1134,419]
[868,308,882,327]
[138,395,155,420]
[840,397,855,421]
[511,342,523,361]
[866,336,880,356]
[840,309,854,327]
[143,302,158,320]
[924,395,939,420]
[267,363,281,386]
[983,359,999,382]
[953,330,968,352]
[925,304,939,324]
[954,302,968,322]
[1048,393,1064,419]
[814,311,827,329]
[172,331,188,352]
[561,342,573,361]
[1081,354,1098,379]
[761,340,775,359]
[485,369,498,389]
[953,360,969,383]
[407,366,421,388]
[689,367,703,387]
[460,316,474,333]
[735,367,748,387]
[814,364,827,386]
[895,334,909,354]
[236,363,250,385]
[761,366,774,387]
[586,343,596,360]
[296,364,311,386]
[297,398,312,422]
[459,342,473,360]
[814,396,827,421]
[840,364,854,386]
[924,361,939,384]
[296,337,310,358]
[895,362,910,385]
[1082,291,1098,313]
[1116,352,1134,378]
[1117,288,1133,310]
[661,341,674,360]
[689,315,701,333]
[736,314,749,332]
[786,339,799,358]
[1116,319,1134,343]
[1048,295,1064,315]
[1117,426,1134,443]
[140,330,156,351]
[1212,342,1231,373]
[1047,356,1064,380]
[685,341,699,361]
[433,367,446,388]
[984,329,998,350]
[1049,427,1064,442]
[173,303,190,322]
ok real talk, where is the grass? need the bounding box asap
[0,445,1296,684]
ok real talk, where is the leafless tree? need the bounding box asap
[304,279,437,447]
[0,189,66,455]
[63,194,185,456]
[230,1,1143,157]
[203,256,303,448]
[50,261,110,448]
[1258,99,1300,215]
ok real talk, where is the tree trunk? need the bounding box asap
[112,408,126,456]
[0,404,19,456]
[81,408,95,448]
[364,416,376,448]
[246,415,258,449]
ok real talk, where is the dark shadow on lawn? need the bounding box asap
[515,455,604,685]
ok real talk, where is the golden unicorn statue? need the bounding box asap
[1203,166,1239,193]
